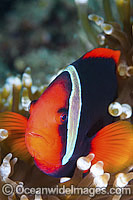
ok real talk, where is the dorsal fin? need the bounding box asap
[83,48,120,64]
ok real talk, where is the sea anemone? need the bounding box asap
[0,151,132,200]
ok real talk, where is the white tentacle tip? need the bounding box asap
[90,161,104,177]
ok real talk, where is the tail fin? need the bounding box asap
[0,112,31,161]
[90,121,133,173]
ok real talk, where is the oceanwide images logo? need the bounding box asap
[1,183,132,197]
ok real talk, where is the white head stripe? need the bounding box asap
[62,65,82,165]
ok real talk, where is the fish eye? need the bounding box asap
[56,108,68,124]
[60,113,68,123]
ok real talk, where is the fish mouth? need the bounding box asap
[25,131,50,145]
[27,132,43,138]
[25,132,47,159]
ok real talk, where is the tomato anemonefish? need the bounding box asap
[0,48,132,178]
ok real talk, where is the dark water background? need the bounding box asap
[0,0,86,87]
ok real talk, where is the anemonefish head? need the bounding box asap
[25,65,82,175]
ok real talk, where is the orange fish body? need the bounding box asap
[26,73,71,173]
[0,48,132,177]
